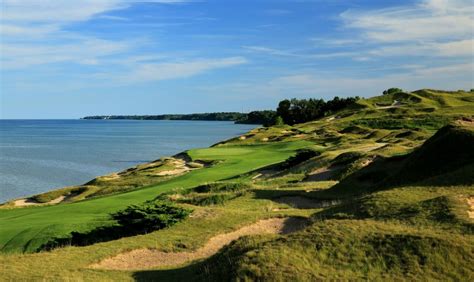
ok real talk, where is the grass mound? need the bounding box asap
[196,220,473,281]
[388,124,474,186]
[327,124,474,196]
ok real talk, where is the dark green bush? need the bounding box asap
[192,182,251,193]
[113,201,192,233]
[181,193,240,206]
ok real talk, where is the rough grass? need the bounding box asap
[195,220,473,281]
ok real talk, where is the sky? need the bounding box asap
[0,0,473,119]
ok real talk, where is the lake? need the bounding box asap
[0,120,256,202]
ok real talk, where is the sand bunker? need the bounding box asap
[90,217,308,270]
[155,158,197,176]
[14,195,66,207]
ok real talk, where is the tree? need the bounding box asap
[274,115,285,126]
[277,99,291,124]
[383,88,403,95]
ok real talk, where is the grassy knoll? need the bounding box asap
[0,89,473,280]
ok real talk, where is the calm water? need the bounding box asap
[0,120,255,202]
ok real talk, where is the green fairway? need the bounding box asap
[0,141,311,253]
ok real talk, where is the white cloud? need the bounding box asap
[367,39,474,57]
[436,39,474,57]
[0,0,187,22]
[98,57,248,83]
[242,46,299,57]
[341,0,473,43]
[0,24,59,37]
[242,45,356,59]
[199,61,473,101]
[265,62,474,97]
[311,38,363,47]
[1,39,131,69]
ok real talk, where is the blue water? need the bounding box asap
[0,120,255,202]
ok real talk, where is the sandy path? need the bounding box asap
[90,217,308,270]
[376,100,402,109]
[468,197,474,219]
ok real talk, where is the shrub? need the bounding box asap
[113,201,192,233]
[180,193,240,206]
[192,182,251,193]
[274,116,285,126]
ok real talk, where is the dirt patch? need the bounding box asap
[376,100,403,109]
[360,156,376,168]
[90,217,308,270]
[273,196,340,209]
[252,169,278,180]
[101,173,121,180]
[292,134,306,139]
[456,118,474,127]
[252,173,263,180]
[468,197,474,219]
[14,195,66,207]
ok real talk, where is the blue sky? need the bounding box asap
[1,0,472,118]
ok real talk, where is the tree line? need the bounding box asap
[82,96,361,126]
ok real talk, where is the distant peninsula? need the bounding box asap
[82,111,276,125]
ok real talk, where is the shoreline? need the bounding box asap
[0,120,258,205]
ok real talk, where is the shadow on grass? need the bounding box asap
[253,189,343,210]
[37,224,141,252]
[132,262,203,282]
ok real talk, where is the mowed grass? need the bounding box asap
[0,140,312,253]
